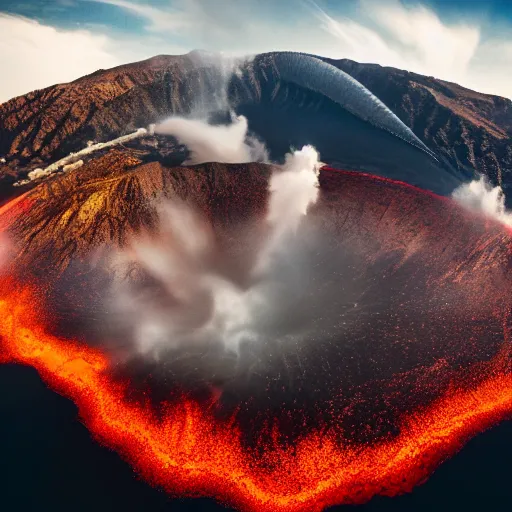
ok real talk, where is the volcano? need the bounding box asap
[0,51,512,512]
[2,151,512,511]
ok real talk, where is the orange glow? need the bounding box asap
[0,281,511,512]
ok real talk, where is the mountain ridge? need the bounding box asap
[1,51,511,195]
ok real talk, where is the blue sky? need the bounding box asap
[0,0,511,102]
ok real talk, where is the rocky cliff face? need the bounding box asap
[0,54,198,167]
[3,151,271,276]
[329,58,512,188]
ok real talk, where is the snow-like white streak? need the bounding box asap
[452,176,512,227]
[27,159,84,181]
[43,128,148,174]
[62,159,84,173]
[16,128,148,186]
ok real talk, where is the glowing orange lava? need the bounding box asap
[0,281,511,512]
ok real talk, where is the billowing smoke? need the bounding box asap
[255,146,321,273]
[154,52,269,166]
[452,176,512,227]
[104,54,316,364]
[155,114,268,164]
[107,146,321,358]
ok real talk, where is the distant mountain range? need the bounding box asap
[0,51,510,205]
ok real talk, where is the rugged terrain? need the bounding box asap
[1,151,270,276]
[0,51,510,200]
[1,151,511,447]
[330,58,512,187]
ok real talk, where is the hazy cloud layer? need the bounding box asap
[0,13,128,103]
[0,0,510,102]
[0,12,185,103]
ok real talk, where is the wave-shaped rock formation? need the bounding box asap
[1,51,510,198]
[230,52,463,194]
[233,52,436,158]
[328,57,512,189]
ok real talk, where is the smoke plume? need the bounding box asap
[154,52,269,165]
[108,146,321,358]
[155,114,268,165]
[187,51,248,118]
[452,176,512,227]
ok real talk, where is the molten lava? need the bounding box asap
[0,281,511,512]
[1,166,512,511]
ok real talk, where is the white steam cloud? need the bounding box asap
[108,145,322,357]
[155,114,268,165]
[106,55,319,362]
[452,176,512,227]
[256,146,321,274]
[154,52,269,166]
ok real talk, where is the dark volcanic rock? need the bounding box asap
[3,157,512,444]
[328,58,512,188]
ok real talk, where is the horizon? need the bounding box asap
[2,47,510,106]
[0,0,511,103]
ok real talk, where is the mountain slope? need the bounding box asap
[330,59,512,187]
[0,51,510,192]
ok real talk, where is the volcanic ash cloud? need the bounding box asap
[108,145,322,359]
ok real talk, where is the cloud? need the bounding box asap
[0,14,120,103]
[0,13,188,104]
[313,0,479,81]
[311,0,510,98]
[1,0,510,102]
[464,39,512,100]
[95,0,190,33]
[90,0,511,99]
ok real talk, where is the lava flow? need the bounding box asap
[1,280,511,512]
[2,163,512,511]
